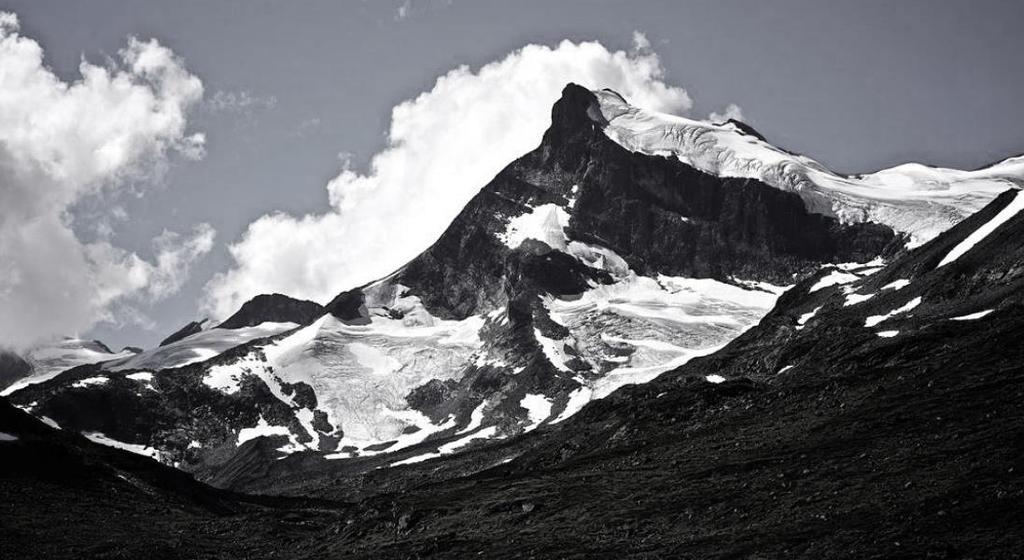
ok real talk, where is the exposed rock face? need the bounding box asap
[396,84,899,319]
[159,320,207,347]
[0,351,31,391]
[217,294,325,330]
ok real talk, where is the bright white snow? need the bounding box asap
[844,292,875,306]
[543,272,779,419]
[937,189,1024,267]
[796,306,821,330]
[865,297,923,328]
[71,376,108,388]
[105,321,299,372]
[83,432,161,460]
[456,402,487,435]
[950,309,995,321]
[499,203,570,250]
[594,89,1019,244]
[876,330,900,338]
[809,271,860,293]
[1,339,137,396]
[237,415,293,446]
[389,425,501,467]
[0,432,17,442]
[520,394,553,432]
[705,374,726,384]
[881,279,911,291]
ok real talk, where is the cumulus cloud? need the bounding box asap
[709,102,745,123]
[204,38,691,318]
[0,12,210,347]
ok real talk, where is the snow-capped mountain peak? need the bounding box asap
[592,88,1022,244]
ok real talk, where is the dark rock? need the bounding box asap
[324,289,370,325]
[218,294,325,330]
[0,350,31,391]
[159,320,207,347]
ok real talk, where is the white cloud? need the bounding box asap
[632,30,652,52]
[0,12,210,348]
[204,38,691,318]
[206,89,277,114]
[709,102,745,123]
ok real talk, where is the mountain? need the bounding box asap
[5,84,906,484]
[307,186,1024,558]
[5,84,1020,494]
[3,151,1022,560]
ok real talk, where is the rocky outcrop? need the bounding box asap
[217,294,325,330]
[159,320,207,347]
[0,351,31,391]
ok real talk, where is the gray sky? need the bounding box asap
[3,0,1023,348]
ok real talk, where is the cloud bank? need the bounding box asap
[0,13,211,347]
[204,38,691,318]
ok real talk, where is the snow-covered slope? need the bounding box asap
[594,89,1022,244]
[102,321,298,372]
[1,339,136,396]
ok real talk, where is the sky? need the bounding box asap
[1,0,1023,349]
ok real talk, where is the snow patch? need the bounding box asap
[881,279,911,291]
[705,374,726,383]
[550,386,593,424]
[457,402,487,435]
[844,292,875,307]
[938,189,1024,267]
[500,203,570,250]
[237,415,293,446]
[106,321,298,372]
[0,432,18,442]
[796,306,821,330]
[950,309,994,321]
[865,297,922,327]
[876,330,900,338]
[534,328,572,372]
[71,376,108,388]
[83,432,161,460]
[389,425,500,467]
[809,271,859,293]
[520,394,553,432]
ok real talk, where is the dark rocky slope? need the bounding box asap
[2,190,1021,559]
[159,319,207,347]
[306,189,1023,558]
[0,350,31,391]
[0,397,351,560]
[217,293,325,330]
